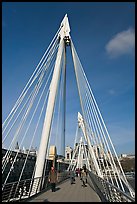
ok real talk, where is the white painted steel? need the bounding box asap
[78,112,102,177]
[59,14,70,40]
[71,41,102,178]
[32,39,64,187]
[32,15,70,193]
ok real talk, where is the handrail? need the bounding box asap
[2,170,70,202]
[88,170,135,202]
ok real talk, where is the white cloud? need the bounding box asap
[106,28,135,58]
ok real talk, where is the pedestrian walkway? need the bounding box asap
[28,176,101,202]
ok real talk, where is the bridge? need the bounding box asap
[2,14,135,202]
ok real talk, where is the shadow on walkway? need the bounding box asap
[54,187,60,192]
[43,199,50,202]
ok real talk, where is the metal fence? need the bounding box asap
[88,170,135,202]
[2,171,70,202]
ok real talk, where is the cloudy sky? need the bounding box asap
[2,2,135,155]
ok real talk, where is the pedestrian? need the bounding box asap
[48,166,57,192]
[79,168,82,180]
[83,165,88,183]
[81,168,87,187]
[75,168,78,177]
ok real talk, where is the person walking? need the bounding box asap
[81,168,87,187]
[48,166,57,192]
[79,168,82,180]
[83,164,88,183]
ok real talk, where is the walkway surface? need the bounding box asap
[28,176,101,202]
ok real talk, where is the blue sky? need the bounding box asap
[2,2,135,155]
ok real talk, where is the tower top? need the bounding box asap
[59,14,70,40]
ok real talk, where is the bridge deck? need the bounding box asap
[28,176,101,202]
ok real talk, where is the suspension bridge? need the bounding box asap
[2,14,135,202]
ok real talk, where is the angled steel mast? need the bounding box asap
[32,14,70,192]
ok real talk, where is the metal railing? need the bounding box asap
[2,171,70,202]
[88,170,135,202]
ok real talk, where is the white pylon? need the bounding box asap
[67,113,92,172]
[77,112,102,177]
[31,15,70,194]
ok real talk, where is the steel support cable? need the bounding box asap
[77,67,100,147]
[71,41,123,190]
[85,85,123,190]
[80,75,114,184]
[73,125,79,150]
[5,48,58,190]
[3,63,54,185]
[67,144,79,171]
[77,138,82,168]
[35,39,65,182]
[2,39,59,138]
[2,43,59,148]
[78,72,122,191]
[30,40,65,191]
[2,93,39,173]
[79,57,130,193]
[2,32,59,132]
[2,41,59,151]
[28,163,37,195]
[72,145,79,171]
[29,40,64,193]
[76,67,98,147]
[2,43,59,162]
[82,92,110,181]
[83,139,91,170]
[2,62,53,171]
[2,72,46,173]
[12,87,51,196]
[29,99,53,195]
[2,27,61,129]
[71,40,102,177]
[80,140,85,168]
[70,125,80,170]
[34,39,59,81]
[10,64,54,183]
[2,54,53,158]
[74,58,104,177]
[77,141,81,169]
[83,89,114,184]
[71,48,104,173]
[74,48,121,189]
[76,52,126,192]
[2,49,57,163]
[71,40,101,176]
[71,40,134,196]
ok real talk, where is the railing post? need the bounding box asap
[8,183,14,201]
